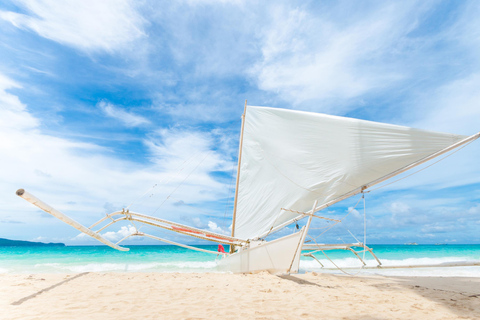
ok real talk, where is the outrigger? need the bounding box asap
[17,103,480,274]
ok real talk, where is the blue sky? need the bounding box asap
[0,0,479,245]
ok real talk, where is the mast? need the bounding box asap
[231,100,247,245]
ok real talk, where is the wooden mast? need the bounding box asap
[230,100,247,251]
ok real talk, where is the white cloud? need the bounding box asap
[0,0,146,53]
[412,73,480,135]
[251,2,425,112]
[347,207,361,219]
[32,236,49,242]
[0,72,233,241]
[0,73,39,130]
[207,221,228,235]
[420,224,454,234]
[98,101,150,127]
[70,225,137,242]
[145,128,231,174]
[468,204,480,215]
[389,202,411,215]
[70,232,90,242]
[102,225,137,241]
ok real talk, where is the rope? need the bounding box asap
[167,196,217,216]
[263,210,283,239]
[302,193,368,276]
[152,151,211,215]
[126,149,203,209]
[362,193,366,262]
[319,250,364,276]
[312,194,364,241]
[125,184,157,210]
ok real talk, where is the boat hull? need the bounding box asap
[217,231,304,274]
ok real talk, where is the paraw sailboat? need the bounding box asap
[17,103,480,274]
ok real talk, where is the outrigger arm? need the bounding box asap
[16,189,129,251]
[16,189,247,252]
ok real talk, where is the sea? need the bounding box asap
[1,244,479,277]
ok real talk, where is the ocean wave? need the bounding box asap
[30,260,218,273]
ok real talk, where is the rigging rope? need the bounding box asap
[125,149,204,210]
[151,151,212,215]
[167,195,218,216]
[363,192,366,262]
[312,194,364,241]
[303,193,368,276]
[319,250,364,276]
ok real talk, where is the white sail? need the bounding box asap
[234,106,467,240]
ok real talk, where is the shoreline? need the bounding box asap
[2,272,479,319]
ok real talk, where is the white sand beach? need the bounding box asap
[1,272,479,320]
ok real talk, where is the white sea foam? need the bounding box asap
[30,260,219,273]
[4,251,479,275]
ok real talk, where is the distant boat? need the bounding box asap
[405,242,419,245]
[16,103,480,273]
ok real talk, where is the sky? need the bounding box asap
[0,0,479,246]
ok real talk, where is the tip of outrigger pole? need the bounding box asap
[16,189,25,196]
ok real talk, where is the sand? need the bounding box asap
[1,272,479,320]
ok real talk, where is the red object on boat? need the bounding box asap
[171,225,201,234]
[217,244,226,253]
[207,234,233,242]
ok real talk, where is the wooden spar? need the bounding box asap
[92,214,245,245]
[139,233,226,256]
[16,189,129,251]
[126,211,246,244]
[287,200,317,273]
[16,189,245,250]
[231,100,247,247]
[302,242,382,267]
[280,208,340,222]
[256,131,480,240]
[106,216,242,245]
[318,261,480,270]
[88,210,246,244]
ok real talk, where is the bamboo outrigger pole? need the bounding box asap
[16,189,129,251]
[230,100,247,252]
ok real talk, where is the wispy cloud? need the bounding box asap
[250,2,438,113]
[207,221,229,235]
[0,72,233,243]
[0,0,146,53]
[102,225,137,242]
[0,73,38,130]
[99,101,150,127]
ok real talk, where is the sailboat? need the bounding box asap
[16,103,480,274]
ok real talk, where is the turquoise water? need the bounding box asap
[1,244,479,276]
